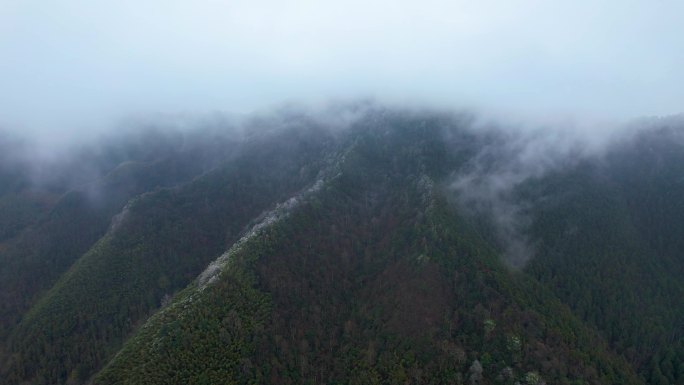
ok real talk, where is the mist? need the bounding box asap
[448,118,590,267]
[3,0,684,267]
[2,0,684,143]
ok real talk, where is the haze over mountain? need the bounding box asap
[2,1,684,384]
[3,0,684,139]
[0,104,682,385]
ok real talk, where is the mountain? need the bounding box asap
[0,107,682,385]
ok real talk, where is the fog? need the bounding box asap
[3,1,684,268]
[2,0,683,144]
[449,118,591,267]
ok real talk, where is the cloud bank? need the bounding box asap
[2,0,683,139]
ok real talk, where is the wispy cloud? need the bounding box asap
[450,117,600,267]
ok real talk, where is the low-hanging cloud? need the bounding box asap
[2,0,684,139]
[450,118,598,268]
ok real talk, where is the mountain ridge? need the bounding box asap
[0,107,681,384]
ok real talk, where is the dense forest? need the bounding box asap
[0,106,682,384]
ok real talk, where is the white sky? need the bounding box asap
[1,0,683,138]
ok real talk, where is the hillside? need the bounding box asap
[0,107,682,384]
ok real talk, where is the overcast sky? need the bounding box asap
[1,0,683,139]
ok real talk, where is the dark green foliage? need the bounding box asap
[0,109,681,385]
[0,136,230,341]
[522,128,684,384]
[0,124,333,385]
[95,123,639,385]
[94,229,274,385]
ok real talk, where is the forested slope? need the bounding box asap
[95,122,638,385]
[0,123,335,384]
[0,108,681,385]
[523,126,684,384]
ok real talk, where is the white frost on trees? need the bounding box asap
[197,179,325,289]
[469,359,483,384]
[107,201,132,235]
